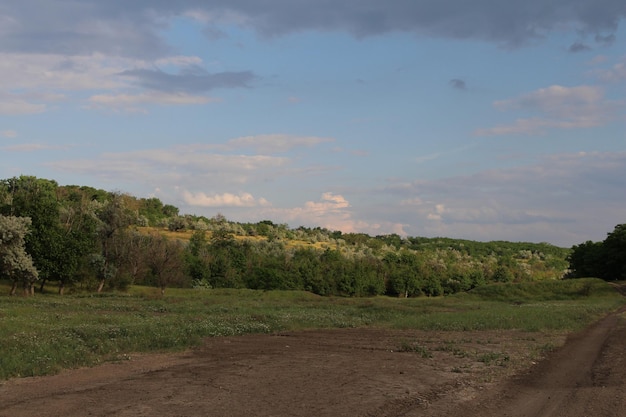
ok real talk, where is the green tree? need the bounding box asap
[0,215,39,295]
[568,240,606,279]
[0,177,70,293]
[383,251,421,297]
[94,193,134,292]
[603,224,626,280]
[145,233,186,295]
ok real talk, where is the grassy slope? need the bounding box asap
[0,279,623,379]
[142,226,329,250]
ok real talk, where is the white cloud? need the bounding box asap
[593,58,626,82]
[0,92,50,115]
[44,140,304,211]
[266,192,352,229]
[222,134,335,154]
[2,143,71,152]
[305,192,350,212]
[0,53,129,91]
[1,130,17,138]
[182,190,270,208]
[0,52,244,113]
[475,85,622,136]
[257,192,406,235]
[48,146,290,185]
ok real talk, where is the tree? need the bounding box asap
[568,240,606,279]
[0,215,39,295]
[0,176,66,293]
[94,193,134,292]
[185,230,211,286]
[568,224,626,281]
[383,252,421,297]
[145,233,186,295]
[603,224,626,281]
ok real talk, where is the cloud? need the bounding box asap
[595,33,616,46]
[2,2,623,115]
[87,92,214,112]
[0,52,249,113]
[119,67,255,93]
[266,192,370,233]
[593,58,626,82]
[0,2,169,58]
[0,0,624,58]
[2,143,71,152]
[0,91,64,115]
[183,191,270,208]
[449,79,466,90]
[475,85,622,135]
[0,98,47,115]
[44,140,301,195]
[221,134,335,154]
[383,151,626,245]
[0,53,129,92]
[568,42,591,53]
[1,130,17,138]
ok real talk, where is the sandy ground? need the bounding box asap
[1,305,625,416]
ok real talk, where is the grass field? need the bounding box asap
[0,278,623,380]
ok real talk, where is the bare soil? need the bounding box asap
[1,308,625,417]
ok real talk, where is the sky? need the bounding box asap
[1,1,625,247]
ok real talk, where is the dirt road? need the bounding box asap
[1,308,624,417]
[437,306,626,417]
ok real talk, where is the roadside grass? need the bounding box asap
[0,278,623,379]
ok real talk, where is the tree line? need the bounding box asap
[567,224,626,281]
[1,176,572,297]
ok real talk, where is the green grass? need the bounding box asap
[0,278,623,379]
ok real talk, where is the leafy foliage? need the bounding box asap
[568,224,626,281]
[0,215,39,295]
[0,175,573,296]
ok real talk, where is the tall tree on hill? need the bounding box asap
[0,215,39,295]
[568,224,626,281]
[568,240,606,279]
[0,177,63,293]
[145,233,186,295]
[94,192,134,292]
[603,224,626,281]
[0,177,100,294]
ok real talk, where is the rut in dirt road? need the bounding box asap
[443,305,626,417]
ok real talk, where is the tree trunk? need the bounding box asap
[58,281,65,295]
[160,286,166,296]
[97,279,105,293]
[9,281,17,296]
[39,279,47,293]
[23,282,34,296]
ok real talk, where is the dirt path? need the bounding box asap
[1,305,625,417]
[436,306,626,417]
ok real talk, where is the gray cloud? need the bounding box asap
[595,33,616,45]
[384,151,626,245]
[568,42,591,53]
[119,67,255,93]
[449,79,467,90]
[1,0,624,58]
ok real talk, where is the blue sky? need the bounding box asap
[1,0,625,247]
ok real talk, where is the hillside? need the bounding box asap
[1,175,570,296]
